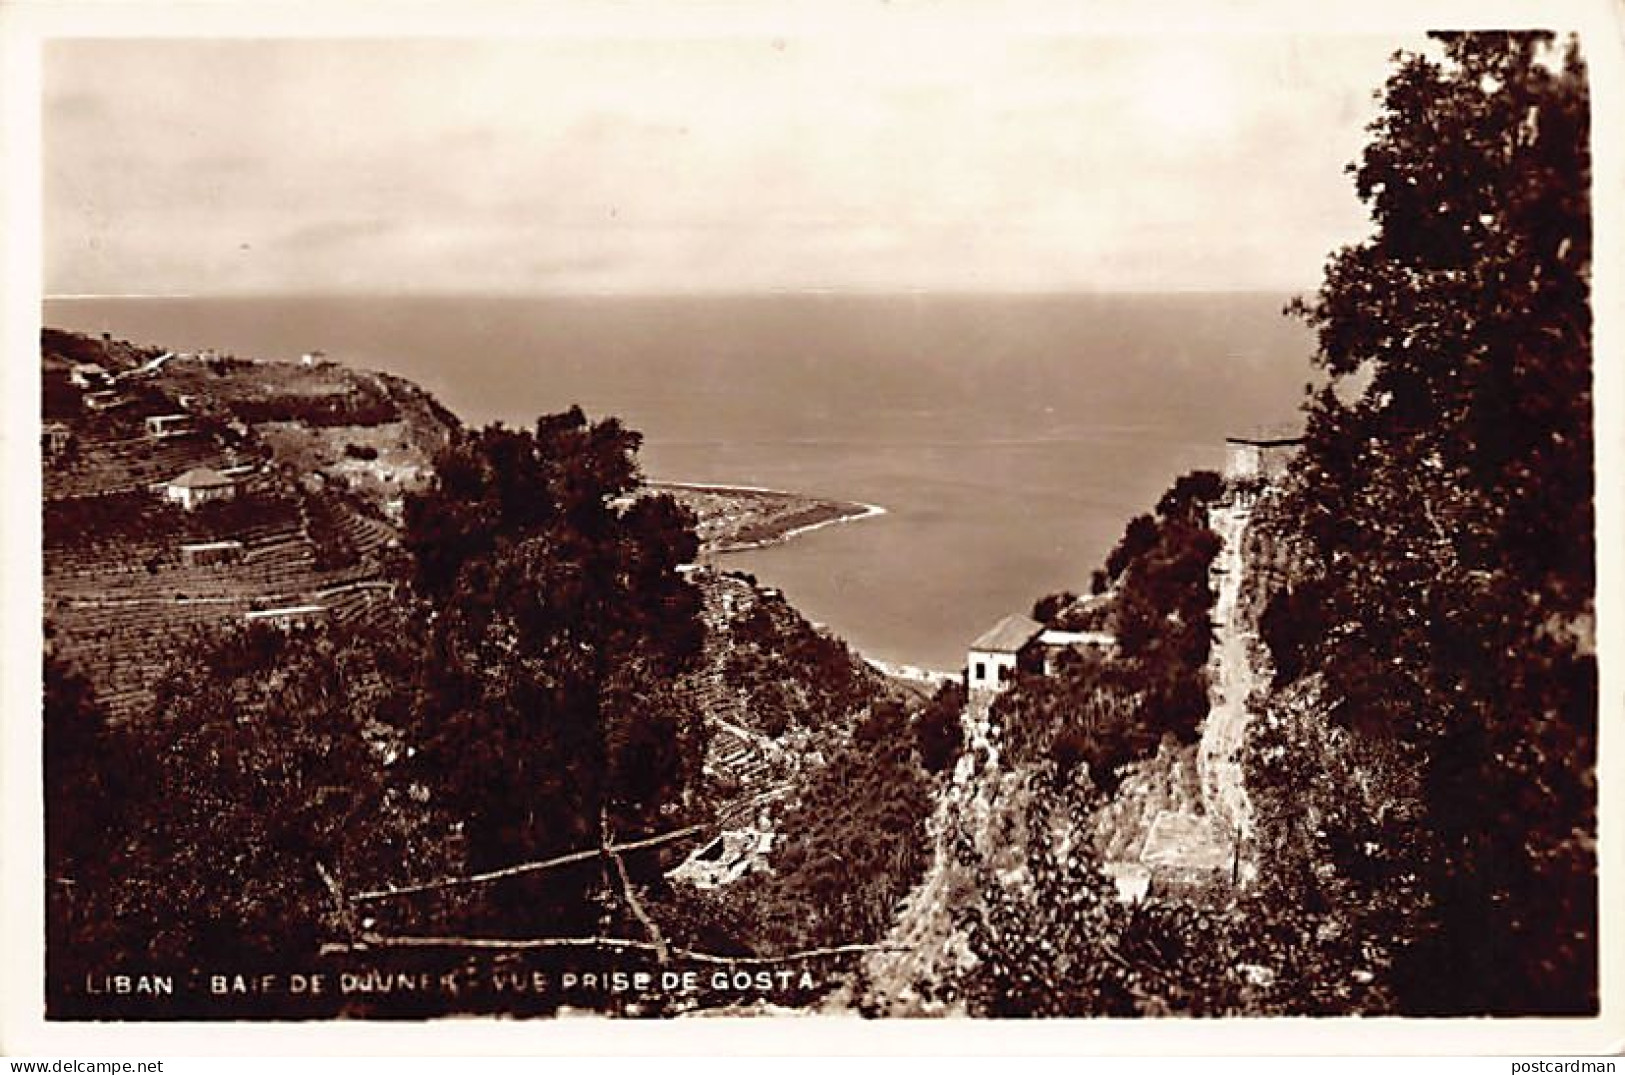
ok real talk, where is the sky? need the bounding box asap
[42,28,1415,296]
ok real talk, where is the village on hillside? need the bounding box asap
[42,332,441,721]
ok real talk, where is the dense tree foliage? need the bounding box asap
[43,653,119,878]
[43,613,480,1019]
[999,470,1223,787]
[721,596,880,738]
[44,652,126,1003]
[105,622,458,965]
[1274,32,1595,1014]
[1110,470,1222,672]
[999,655,1159,792]
[912,681,966,775]
[401,410,705,883]
[1030,590,1078,626]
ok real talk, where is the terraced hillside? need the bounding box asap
[674,567,894,811]
[41,329,454,722]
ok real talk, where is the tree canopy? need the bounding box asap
[402,409,705,882]
[1277,31,1595,1014]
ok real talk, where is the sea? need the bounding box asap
[44,292,1316,672]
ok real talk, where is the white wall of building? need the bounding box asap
[967,647,1019,691]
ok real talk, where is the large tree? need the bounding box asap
[403,408,705,896]
[1281,32,1595,1013]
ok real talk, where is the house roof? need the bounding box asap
[970,613,1044,654]
[168,466,235,490]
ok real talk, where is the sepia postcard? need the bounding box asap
[2,0,1620,1057]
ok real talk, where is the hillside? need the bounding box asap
[862,468,1256,1014]
[42,331,457,721]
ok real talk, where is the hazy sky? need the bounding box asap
[44,31,1412,296]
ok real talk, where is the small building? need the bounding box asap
[178,540,244,568]
[1102,862,1152,904]
[1036,628,1116,675]
[966,613,1045,692]
[144,413,191,439]
[301,350,327,367]
[69,363,111,389]
[245,605,329,630]
[162,466,238,510]
[42,422,72,457]
[1223,436,1301,486]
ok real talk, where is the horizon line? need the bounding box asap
[45,285,1319,301]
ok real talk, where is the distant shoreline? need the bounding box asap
[646,480,886,555]
[864,656,956,686]
[772,499,886,544]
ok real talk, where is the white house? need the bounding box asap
[1223,435,1301,484]
[163,467,237,511]
[966,613,1045,692]
[69,363,111,389]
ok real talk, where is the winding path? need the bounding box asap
[1198,501,1257,847]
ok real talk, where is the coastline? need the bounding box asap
[710,499,887,554]
[649,480,953,680]
[645,479,887,556]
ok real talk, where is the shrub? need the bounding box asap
[913,682,965,774]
